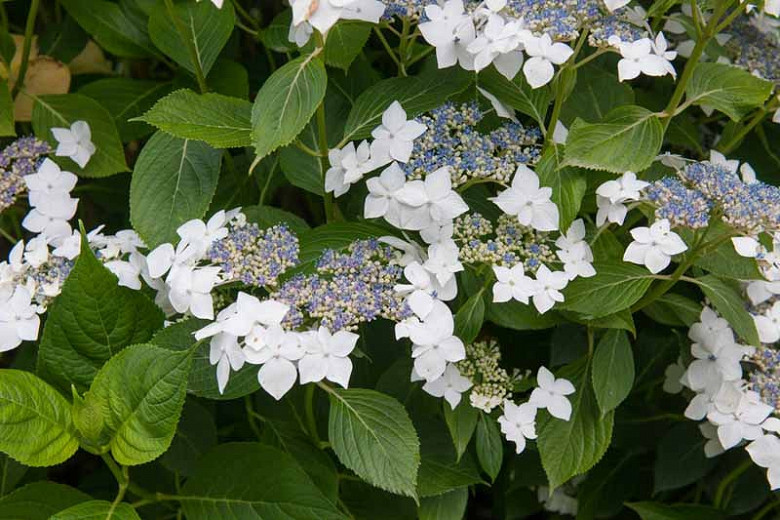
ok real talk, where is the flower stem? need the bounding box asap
[164,0,209,94]
[304,383,321,447]
[714,458,753,509]
[10,0,40,99]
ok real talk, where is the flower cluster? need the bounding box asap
[0,137,51,214]
[272,239,409,332]
[671,304,780,489]
[456,339,514,412]
[403,101,542,187]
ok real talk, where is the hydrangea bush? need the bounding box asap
[1,0,780,518]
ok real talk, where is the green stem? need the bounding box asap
[164,0,209,93]
[304,384,321,446]
[717,98,779,155]
[258,156,278,205]
[10,0,40,99]
[752,499,780,520]
[245,395,263,440]
[231,0,259,30]
[571,48,610,70]
[373,27,402,72]
[586,327,594,357]
[714,459,752,508]
[397,17,411,76]
[543,30,588,145]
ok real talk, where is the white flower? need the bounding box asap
[614,33,676,81]
[522,34,573,88]
[396,261,456,319]
[177,211,230,257]
[396,167,469,228]
[52,231,82,260]
[477,87,517,122]
[747,434,780,489]
[604,0,631,12]
[699,423,726,458]
[198,0,224,7]
[22,195,77,240]
[492,263,537,304]
[498,400,537,453]
[51,121,96,168]
[552,121,568,144]
[24,235,49,268]
[250,327,305,400]
[686,339,745,393]
[290,0,384,35]
[105,252,146,290]
[596,195,628,226]
[167,266,221,319]
[467,14,525,78]
[209,332,245,394]
[529,366,575,420]
[531,265,569,314]
[623,219,687,274]
[419,0,476,70]
[195,292,289,340]
[708,390,773,449]
[380,236,425,266]
[325,141,376,197]
[754,301,780,344]
[422,363,472,409]
[364,163,407,223]
[595,171,649,203]
[298,326,358,388]
[0,286,40,352]
[689,307,735,351]
[538,486,578,516]
[370,101,427,163]
[422,240,463,286]
[732,236,762,258]
[24,159,77,207]
[555,219,595,279]
[405,301,466,381]
[490,165,559,231]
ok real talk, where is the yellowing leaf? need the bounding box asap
[13,57,71,121]
[68,40,112,75]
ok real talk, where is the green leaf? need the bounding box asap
[160,398,217,477]
[536,146,587,231]
[627,502,726,520]
[51,500,141,520]
[138,89,252,148]
[643,293,702,327]
[260,10,296,53]
[454,290,485,344]
[0,29,15,66]
[206,59,250,99]
[586,308,636,336]
[654,423,717,493]
[148,0,235,77]
[325,22,372,70]
[475,413,503,482]
[342,66,473,142]
[443,402,479,462]
[32,94,128,177]
[38,16,88,63]
[340,480,417,520]
[477,66,550,126]
[0,454,27,496]
[0,79,13,137]
[251,55,327,160]
[418,488,468,520]
[563,106,663,173]
[85,343,192,465]
[417,420,484,498]
[537,362,614,491]
[0,370,79,467]
[327,388,421,499]
[37,237,164,394]
[79,78,172,142]
[180,443,347,520]
[153,319,262,400]
[679,224,763,280]
[129,131,222,248]
[685,62,774,121]
[591,330,634,415]
[486,300,563,330]
[560,64,634,125]
[60,0,155,58]
[242,205,310,235]
[696,274,760,345]
[561,262,655,318]
[279,125,324,195]
[0,482,90,520]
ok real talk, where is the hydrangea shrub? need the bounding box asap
[1,0,780,518]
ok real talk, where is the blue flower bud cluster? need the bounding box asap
[726,17,780,80]
[207,222,299,288]
[454,213,557,271]
[645,177,712,229]
[404,102,541,187]
[272,239,411,332]
[0,137,52,213]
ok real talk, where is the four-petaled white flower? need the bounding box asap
[529,366,575,420]
[371,101,427,163]
[555,219,595,279]
[167,266,221,319]
[707,390,773,449]
[613,33,677,82]
[419,0,476,70]
[492,263,536,304]
[686,338,746,393]
[403,301,466,381]
[252,327,305,400]
[177,211,230,257]
[531,265,569,314]
[623,219,688,274]
[522,34,573,88]
[422,240,464,286]
[21,194,78,240]
[596,171,649,204]
[325,141,376,197]
[747,435,780,489]
[423,363,473,409]
[364,163,407,224]
[467,14,525,79]
[24,159,77,207]
[498,400,538,453]
[490,165,559,231]
[298,326,358,388]
[0,286,40,352]
[290,0,385,35]
[51,121,96,168]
